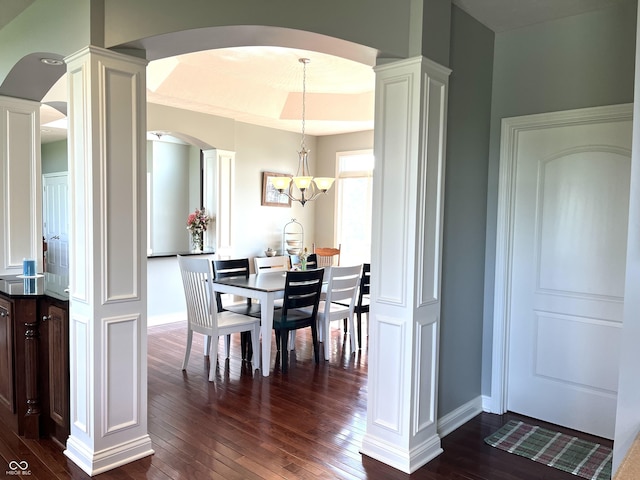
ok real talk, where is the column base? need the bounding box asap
[360,432,442,474]
[65,434,154,476]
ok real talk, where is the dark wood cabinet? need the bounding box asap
[0,297,15,416]
[0,278,69,445]
[39,298,69,446]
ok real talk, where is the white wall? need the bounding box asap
[230,122,317,260]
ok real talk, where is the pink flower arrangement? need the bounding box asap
[186,208,210,233]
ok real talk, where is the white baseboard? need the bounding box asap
[437,396,483,438]
[361,432,443,474]
[65,434,154,476]
[482,395,494,412]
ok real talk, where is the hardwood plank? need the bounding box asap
[0,317,613,479]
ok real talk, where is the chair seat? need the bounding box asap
[224,302,263,317]
[217,310,261,334]
[273,307,316,328]
[336,296,369,310]
[300,300,350,317]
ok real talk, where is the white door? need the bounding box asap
[43,173,69,276]
[507,109,632,439]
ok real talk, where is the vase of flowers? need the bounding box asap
[186,207,210,252]
[300,247,309,271]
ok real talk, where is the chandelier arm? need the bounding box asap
[269,57,334,207]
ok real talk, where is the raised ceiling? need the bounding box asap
[452,0,630,32]
[33,0,631,142]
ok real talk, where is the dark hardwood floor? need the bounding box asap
[0,319,612,479]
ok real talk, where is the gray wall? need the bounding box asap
[438,6,494,417]
[315,130,375,248]
[482,0,638,395]
[150,140,196,254]
[41,140,68,174]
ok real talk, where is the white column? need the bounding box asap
[613,2,640,473]
[0,96,42,275]
[203,148,235,259]
[361,56,450,474]
[63,46,154,475]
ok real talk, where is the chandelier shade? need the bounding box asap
[271,58,335,206]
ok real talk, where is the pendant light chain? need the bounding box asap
[300,57,308,151]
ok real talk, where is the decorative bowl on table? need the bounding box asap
[264,248,277,257]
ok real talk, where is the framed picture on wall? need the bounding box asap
[262,171,292,207]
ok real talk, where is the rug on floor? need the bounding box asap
[484,420,612,480]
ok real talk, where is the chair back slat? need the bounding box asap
[214,258,251,278]
[359,263,371,302]
[213,258,251,312]
[178,255,217,333]
[254,255,290,273]
[313,244,341,267]
[325,265,362,305]
[282,269,325,314]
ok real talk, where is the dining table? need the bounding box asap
[211,268,329,376]
[211,270,288,376]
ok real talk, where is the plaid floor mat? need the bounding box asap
[484,420,612,480]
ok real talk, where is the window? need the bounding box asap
[335,150,374,266]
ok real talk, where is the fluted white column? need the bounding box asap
[362,56,450,473]
[64,46,154,475]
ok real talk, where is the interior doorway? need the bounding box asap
[42,172,69,276]
[491,104,633,439]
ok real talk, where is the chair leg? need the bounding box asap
[209,334,219,382]
[203,335,211,356]
[311,323,320,364]
[182,330,193,370]
[275,330,281,351]
[343,318,348,333]
[241,332,253,361]
[323,317,330,361]
[224,334,231,358]
[250,325,260,372]
[280,329,289,372]
[289,331,296,351]
[348,314,356,352]
[357,311,362,349]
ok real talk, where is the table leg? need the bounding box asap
[260,293,274,377]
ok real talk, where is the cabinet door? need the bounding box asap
[47,304,68,427]
[0,297,14,412]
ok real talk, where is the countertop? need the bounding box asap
[148,249,215,258]
[0,273,69,302]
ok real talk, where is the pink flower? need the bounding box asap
[186,208,211,232]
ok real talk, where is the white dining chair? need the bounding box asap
[178,255,260,381]
[303,264,361,361]
[254,255,290,273]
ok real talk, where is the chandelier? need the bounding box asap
[271,58,335,206]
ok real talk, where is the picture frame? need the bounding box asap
[262,171,292,207]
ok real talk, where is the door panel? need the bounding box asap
[43,174,69,276]
[507,115,631,439]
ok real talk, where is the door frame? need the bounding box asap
[489,103,633,415]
